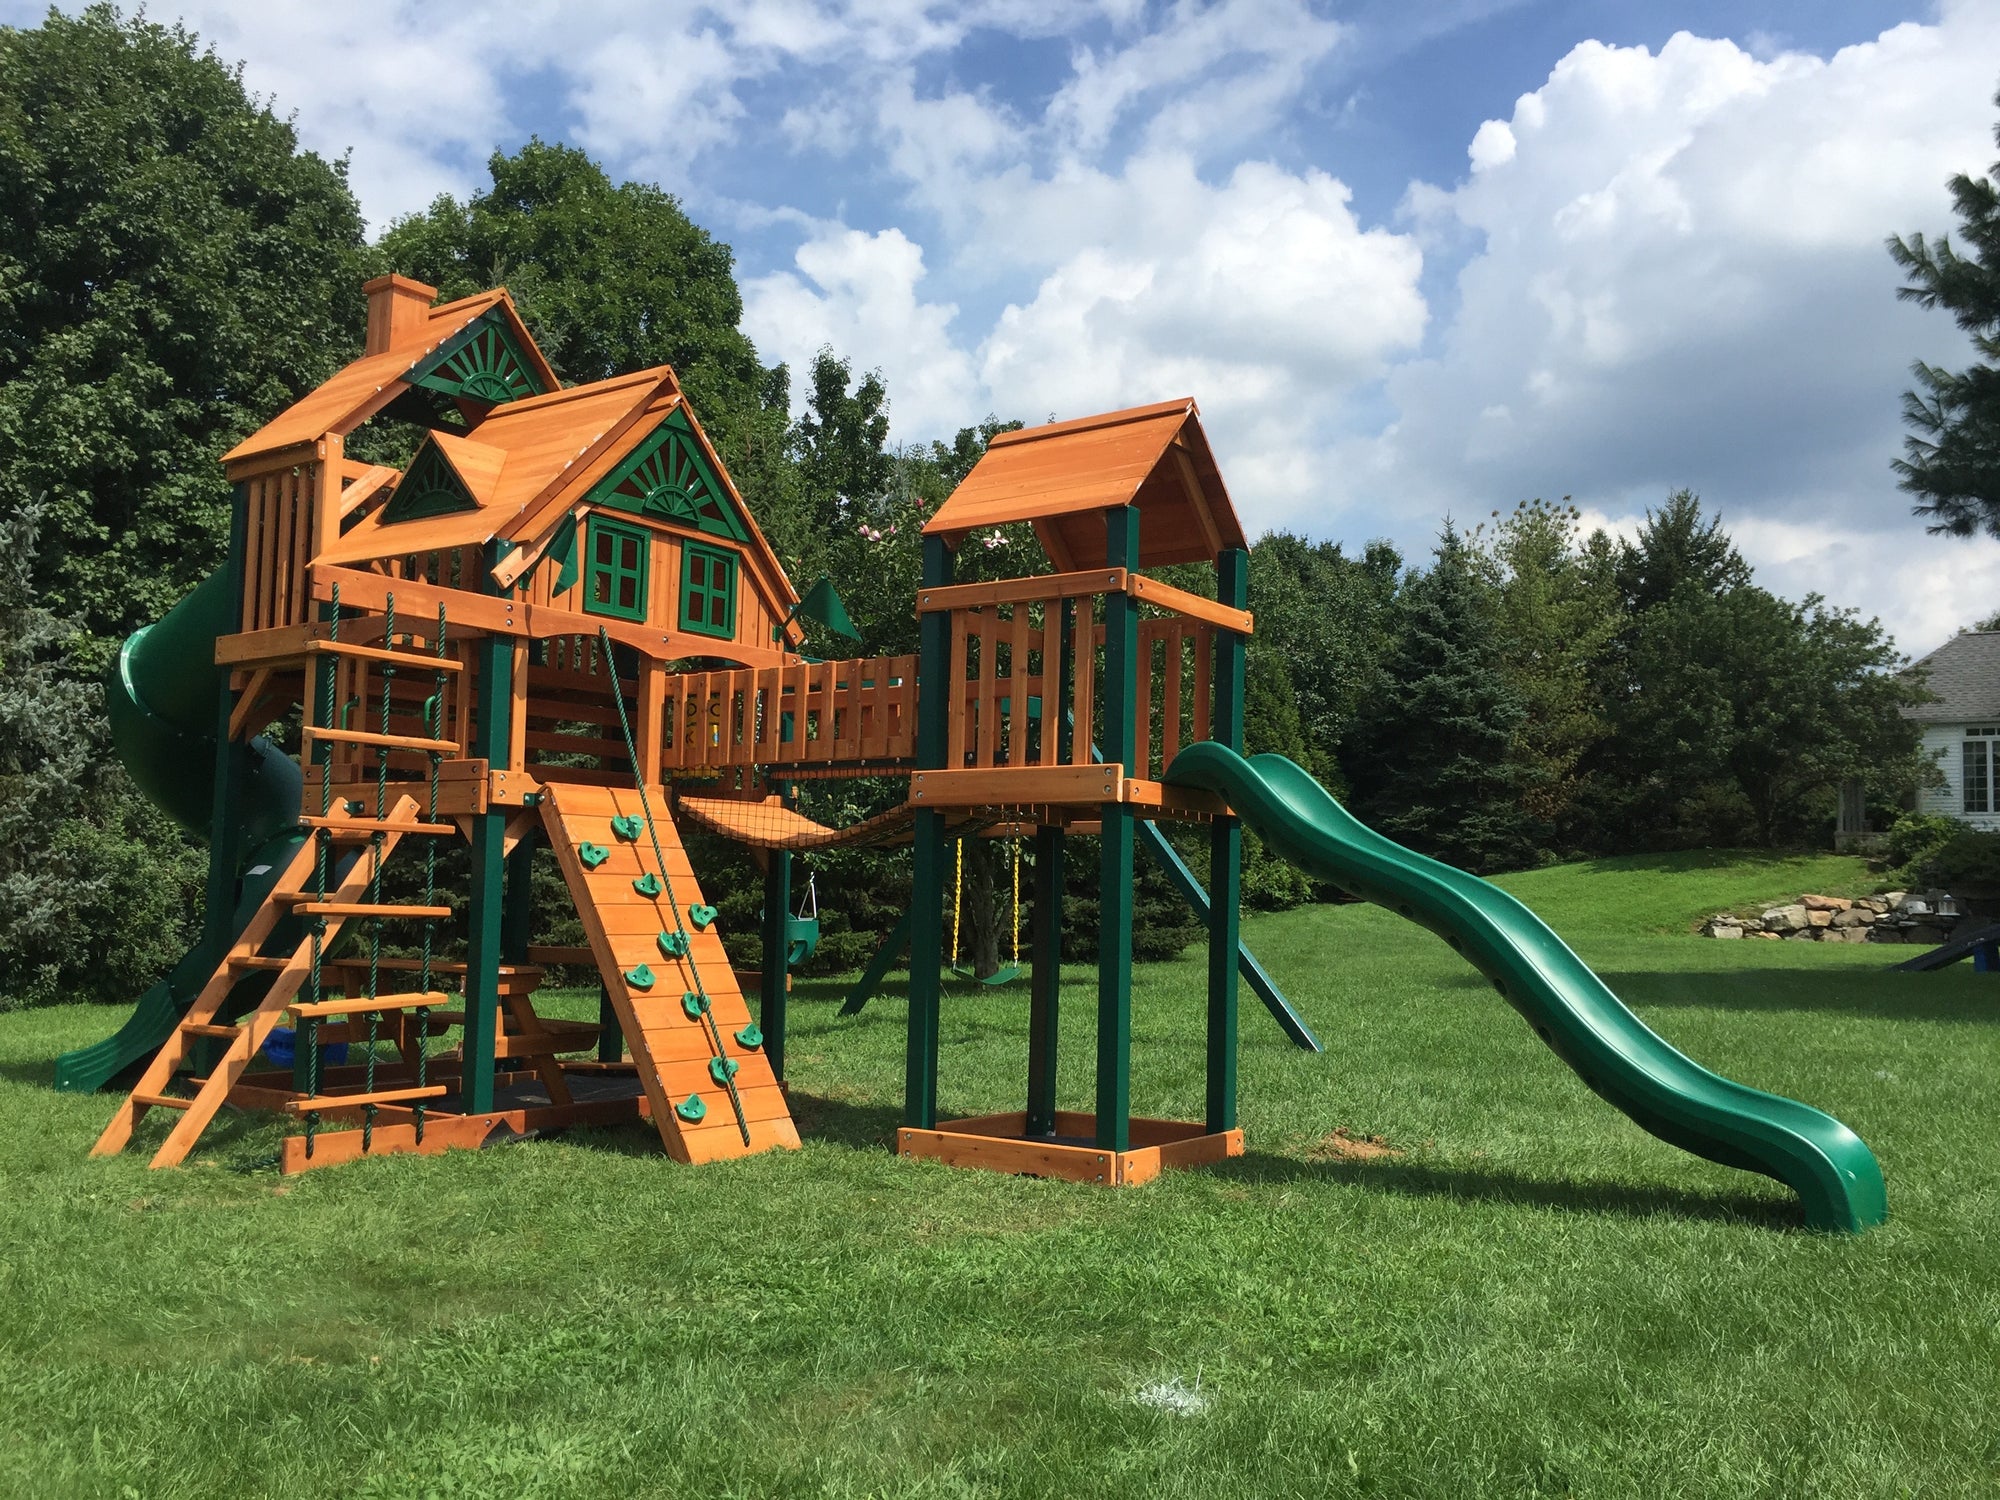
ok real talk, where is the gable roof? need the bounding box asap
[315,369,669,566]
[922,398,1247,570]
[490,386,801,624]
[1905,631,2000,723]
[222,289,560,470]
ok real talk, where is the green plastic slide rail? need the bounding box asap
[1162,743,1887,1233]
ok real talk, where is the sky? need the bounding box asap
[10,0,2000,656]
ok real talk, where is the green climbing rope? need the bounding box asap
[594,625,750,1146]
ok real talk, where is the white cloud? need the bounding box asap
[1357,8,2000,652]
[741,226,981,437]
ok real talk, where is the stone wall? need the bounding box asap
[1699,891,1963,945]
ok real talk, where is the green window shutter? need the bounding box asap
[381,441,477,523]
[584,516,650,622]
[680,543,737,639]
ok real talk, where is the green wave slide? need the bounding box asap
[1165,743,1887,1233]
[54,568,308,1093]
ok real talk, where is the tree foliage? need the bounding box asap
[0,4,372,657]
[1889,86,2000,536]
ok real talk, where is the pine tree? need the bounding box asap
[1345,526,1544,873]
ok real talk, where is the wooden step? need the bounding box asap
[132,1091,193,1110]
[181,1023,242,1039]
[300,726,460,754]
[281,900,455,920]
[289,991,449,1020]
[298,814,459,837]
[283,1084,449,1113]
[228,955,292,971]
[305,640,462,672]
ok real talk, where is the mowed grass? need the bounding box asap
[3,850,1999,1498]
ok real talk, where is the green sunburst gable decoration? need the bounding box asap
[381,440,477,523]
[408,311,548,406]
[586,408,749,542]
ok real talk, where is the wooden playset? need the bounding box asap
[81,274,1266,1184]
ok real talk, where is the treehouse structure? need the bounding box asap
[85,273,1263,1185]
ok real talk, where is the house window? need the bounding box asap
[1964,727,2000,813]
[680,543,737,639]
[584,516,648,622]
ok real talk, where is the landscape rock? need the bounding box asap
[1801,894,1853,912]
[1761,904,1810,933]
[1883,891,1907,908]
[1831,908,1872,928]
[1703,919,1744,939]
[1806,909,1834,929]
[1823,926,1870,943]
[1752,930,1781,940]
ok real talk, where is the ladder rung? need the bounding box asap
[297,814,459,837]
[229,955,292,970]
[300,726,460,754]
[289,990,450,1020]
[132,1091,193,1110]
[305,640,464,672]
[181,1023,242,1039]
[283,1085,449,1113]
[281,900,455,920]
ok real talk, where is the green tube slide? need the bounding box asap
[54,568,306,1093]
[1164,743,1887,1233]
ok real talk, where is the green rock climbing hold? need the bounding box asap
[682,991,708,1019]
[709,1056,739,1085]
[688,903,717,929]
[657,930,690,958]
[633,872,663,897]
[734,1023,763,1049]
[578,842,610,869]
[610,814,646,842]
[675,1093,707,1122]
[624,964,655,990]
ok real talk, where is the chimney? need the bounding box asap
[363,274,438,355]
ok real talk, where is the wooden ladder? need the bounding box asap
[92,794,438,1169]
[540,782,799,1164]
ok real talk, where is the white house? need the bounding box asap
[1905,630,2000,832]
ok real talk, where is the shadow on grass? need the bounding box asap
[1216,1149,1801,1231]
[1417,963,2000,1024]
[1511,848,1847,878]
[784,1090,904,1151]
[0,1058,58,1088]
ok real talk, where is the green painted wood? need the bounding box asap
[408,311,547,406]
[381,440,477,523]
[761,838,792,1083]
[584,407,750,542]
[460,541,515,1114]
[837,909,912,1016]
[1207,545,1249,1132]
[906,535,954,1129]
[1096,505,1140,1153]
[1026,825,1064,1137]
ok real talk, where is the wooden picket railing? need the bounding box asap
[920,568,1250,783]
[662,655,918,774]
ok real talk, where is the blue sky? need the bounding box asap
[10,0,1999,651]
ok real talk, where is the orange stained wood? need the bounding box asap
[315,371,672,568]
[896,1111,1244,1186]
[538,781,799,1166]
[223,290,555,471]
[922,398,1246,570]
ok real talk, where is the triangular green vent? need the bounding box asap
[410,311,546,406]
[587,408,748,542]
[382,441,477,523]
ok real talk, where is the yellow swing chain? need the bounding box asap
[951,838,964,969]
[1011,834,1021,968]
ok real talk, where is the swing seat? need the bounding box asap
[981,964,1024,986]
[786,914,821,966]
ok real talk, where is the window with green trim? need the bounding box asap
[679,543,737,638]
[584,517,649,622]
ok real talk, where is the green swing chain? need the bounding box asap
[413,603,446,1146]
[595,626,750,1145]
[303,585,341,1158]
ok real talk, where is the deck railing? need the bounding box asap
[663,655,918,774]
[919,568,1251,782]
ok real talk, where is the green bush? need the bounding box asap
[1925,830,2000,890]
[1885,812,1961,874]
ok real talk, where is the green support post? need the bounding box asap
[761,825,792,1084]
[1096,505,1140,1152]
[596,980,622,1061]
[906,535,953,1129]
[1206,546,1249,1133]
[1026,824,1064,1137]
[461,542,513,1113]
[837,910,913,1016]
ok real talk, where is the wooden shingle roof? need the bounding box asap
[222,289,559,471]
[922,399,1246,569]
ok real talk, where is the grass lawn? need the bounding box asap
[3,848,1997,1497]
